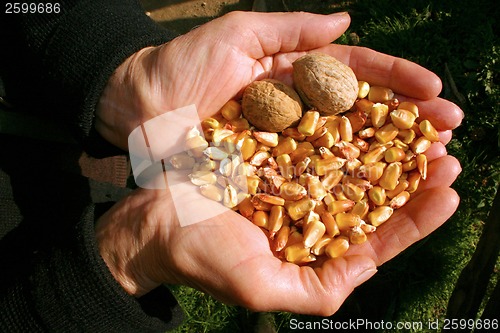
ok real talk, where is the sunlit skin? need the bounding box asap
[94,11,462,316]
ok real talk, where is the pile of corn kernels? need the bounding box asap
[169,82,439,265]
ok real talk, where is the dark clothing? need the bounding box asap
[0,1,183,331]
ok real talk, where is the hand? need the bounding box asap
[95,11,463,316]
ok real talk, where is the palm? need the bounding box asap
[96,12,463,315]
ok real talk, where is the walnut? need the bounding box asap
[293,53,359,116]
[241,79,303,132]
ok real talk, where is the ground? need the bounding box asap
[141,0,347,34]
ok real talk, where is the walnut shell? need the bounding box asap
[242,79,303,132]
[293,53,359,116]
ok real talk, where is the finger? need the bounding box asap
[425,142,448,161]
[216,11,351,57]
[319,44,442,100]
[438,130,453,145]
[245,255,376,316]
[415,155,462,194]
[396,96,464,131]
[348,187,460,265]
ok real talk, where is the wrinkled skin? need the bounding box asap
[95,11,462,316]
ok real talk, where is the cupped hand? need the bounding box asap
[95,11,463,316]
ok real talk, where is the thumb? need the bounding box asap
[313,255,378,315]
[254,255,377,316]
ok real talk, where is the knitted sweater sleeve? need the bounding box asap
[0,0,184,331]
[1,0,177,138]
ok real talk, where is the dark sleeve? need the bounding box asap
[0,0,184,331]
[1,204,184,333]
[0,0,177,139]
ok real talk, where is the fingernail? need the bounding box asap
[354,268,377,287]
[331,11,348,16]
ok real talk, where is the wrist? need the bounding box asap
[95,46,159,150]
[94,194,162,297]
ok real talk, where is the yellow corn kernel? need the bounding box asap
[349,226,367,244]
[389,190,411,209]
[314,156,346,176]
[398,101,419,118]
[339,116,353,142]
[379,162,402,190]
[211,128,234,147]
[220,100,242,120]
[385,180,409,199]
[325,236,350,258]
[384,147,406,163]
[327,199,355,215]
[358,81,370,99]
[276,154,293,181]
[371,103,389,128]
[345,159,363,176]
[312,131,335,149]
[254,194,284,207]
[393,139,409,151]
[268,205,285,238]
[397,129,416,145]
[354,98,375,115]
[367,206,394,227]
[368,86,394,103]
[306,175,327,200]
[335,212,362,231]
[303,220,326,248]
[311,235,332,256]
[201,117,222,131]
[419,120,440,142]
[286,228,304,247]
[402,159,417,172]
[360,222,377,234]
[342,183,365,202]
[390,109,417,130]
[406,171,421,193]
[361,146,387,164]
[375,123,399,144]
[274,225,291,252]
[411,137,432,154]
[284,243,311,264]
[253,131,279,147]
[351,200,369,220]
[294,156,311,177]
[335,141,361,160]
[223,184,238,208]
[416,154,428,180]
[240,137,257,161]
[229,118,250,132]
[286,197,316,221]
[368,186,387,206]
[302,211,320,230]
[199,184,224,202]
[252,210,269,229]
[279,182,307,201]
[305,126,327,142]
[238,195,255,219]
[358,161,386,183]
[343,176,373,191]
[272,137,297,156]
[290,142,315,163]
[282,127,306,141]
[298,110,320,136]
[320,211,340,237]
[321,169,344,191]
[189,170,217,186]
[358,127,376,139]
[249,150,271,167]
